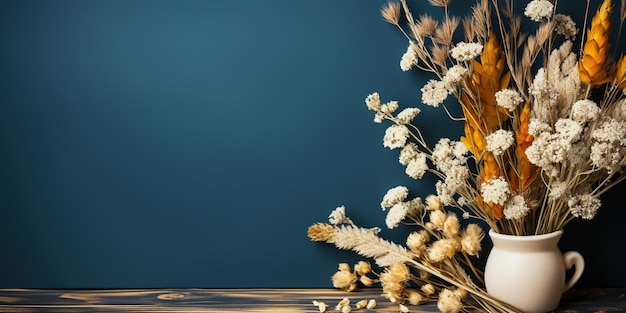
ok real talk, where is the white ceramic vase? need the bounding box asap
[484,229,585,313]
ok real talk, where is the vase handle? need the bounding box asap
[562,251,585,292]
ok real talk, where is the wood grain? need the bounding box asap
[0,288,623,312]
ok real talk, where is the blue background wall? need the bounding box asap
[1,0,624,288]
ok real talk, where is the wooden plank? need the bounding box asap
[0,288,623,312]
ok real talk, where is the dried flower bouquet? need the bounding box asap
[309,0,626,312]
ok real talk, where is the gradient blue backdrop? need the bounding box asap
[1,0,624,288]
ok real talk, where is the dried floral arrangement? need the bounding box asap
[308,0,626,312]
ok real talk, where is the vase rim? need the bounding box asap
[488,229,563,241]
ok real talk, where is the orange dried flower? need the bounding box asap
[578,0,613,85]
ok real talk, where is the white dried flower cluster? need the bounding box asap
[399,143,420,165]
[383,124,410,149]
[405,153,429,179]
[525,118,584,177]
[571,99,600,122]
[386,197,424,229]
[590,118,626,172]
[400,41,419,71]
[495,88,524,112]
[486,129,514,156]
[421,79,449,107]
[554,14,578,39]
[381,186,409,210]
[524,0,554,22]
[400,143,429,179]
[385,204,409,229]
[450,42,483,62]
[329,206,352,225]
[529,69,558,123]
[432,139,469,205]
[365,92,381,111]
[442,65,468,88]
[503,194,530,220]
[396,108,421,124]
[480,176,510,206]
[568,194,601,220]
[548,180,568,200]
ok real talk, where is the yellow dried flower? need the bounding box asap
[578,0,613,85]
[354,261,371,276]
[338,263,351,272]
[437,288,463,313]
[407,230,430,252]
[443,213,460,237]
[366,299,377,309]
[359,275,374,287]
[427,238,460,262]
[332,269,357,292]
[425,194,443,210]
[421,283,436,296]
[429,210,446,228]
[407,290,425,305]
[460,223,484,256]
[380,263,410,303]
[307,223,336,242]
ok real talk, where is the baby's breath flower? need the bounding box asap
[555,118,582,142]
[450,42,483,62]
[396,107,421,124]
[399,143,420,165]
[381,186,409,210]
[407,290,424,305]
[528,118,552,136]
[554,14,578,39]
[571,99,600,122]
[400,42,419,71]
[548,180,567,200]
[480,176,511,206]
[366,299,376,309]
[328,206,351,225]
[421,79,448,107]
[365,92,381,111]
[383,124,410,149]
[503,194,530,220]
[381,100,400,115]
[435,180,455,205]
[442,65,468,88]
[406,154,428,179]
[486,129,514,156]
[568,194,601,220]
[495,88,524,112]
[524,0,554,22]
[386,203,409,229]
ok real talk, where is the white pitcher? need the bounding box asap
[484,229,585,313]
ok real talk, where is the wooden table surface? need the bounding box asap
[0,288,624,312]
